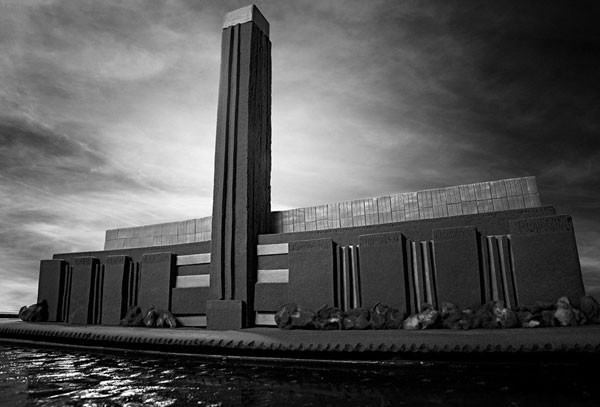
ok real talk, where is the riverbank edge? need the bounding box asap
[1,321,600,364]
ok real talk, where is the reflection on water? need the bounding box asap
[0,344,598,406]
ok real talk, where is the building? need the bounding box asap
[36,5,585,330]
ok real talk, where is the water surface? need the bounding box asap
[0,344,597,406]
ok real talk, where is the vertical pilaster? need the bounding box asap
[68,257,99,324]
[209,5,271,329]
[510,215,584,306]
[433,226,481,309]
[37,259,68,322]
[101,255,131,325]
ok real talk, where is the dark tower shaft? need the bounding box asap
[208,5,271,328]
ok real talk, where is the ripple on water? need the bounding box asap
[0,345,599,406]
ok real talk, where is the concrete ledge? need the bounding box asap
[1,321,599,364]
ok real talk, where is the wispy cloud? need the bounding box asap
[1,0,599,309]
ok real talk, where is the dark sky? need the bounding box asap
[1,0,599,310]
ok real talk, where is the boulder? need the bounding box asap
[402,305,441,330]
[119,307,176,328]
[522,320,541,328]
[516,304,545,328]
[441,303,476,330]
[541,310,557,327]
[18,300,48,322]
[440,302,459,319]
[385,308,405,329]
[274,303,298,329]
[457,309,477,330]
[369,303,390,330]
[155,310,177,328]
[419,305,441,329]
[497,307,518,328]
[474,301,516,329]
[554,296,577,327]
[402,314,421,330]
[573,308,587,326]
[143,308,159,327]
[531,301,555,314]
[579,296,600,324]
[516,309,535,326]
[441,309,463,329]
[343,308,370,330]
[474,302,501,329]
[290,307,316,329]
[316,306,344,330]
[120,306,144,326]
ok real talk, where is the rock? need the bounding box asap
[440,302,459,319]
[119,307,176,328]
[403,305,441,330]
[315,306,344,330]
[474,301,516,329]
[572,308,587,326]
[579,296,600,324]
[143,308,159,327]
[441,305,475,330]
[419,306,441,329]
[458,309,476,330]
[343,308,370,330]
[386,308,405,329]
[532,301,555,314]
[274,303,297,329]
[522,320,541,328]
[155,309,177,328]
[497,307,518,328]
[290,307,316,329]
[516,304,544,327]
[474,302,501,329]
[370,303,390,330]
[354,314,371,330]
[554,297,577,327]
[402,314,421,330]
[441,309,463,329]
[541,310,557,327]
[515,304,532,313]
[18,300,48,322]
[120,306,144,326]
[516,309,535,326]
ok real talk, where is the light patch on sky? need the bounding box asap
[1,0,599,310]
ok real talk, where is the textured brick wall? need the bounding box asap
[273,176,540,233]
[104,217,211,250]
[104,176,541,250]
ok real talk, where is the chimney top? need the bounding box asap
[223,5,269,37]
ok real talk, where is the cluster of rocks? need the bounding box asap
[17,300,178,328]
[274,295,600,331]
[274,303,405,330]
[18,300,49,322]
[119,306,178,328]
[517,296,600,328]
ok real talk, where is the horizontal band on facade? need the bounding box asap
[257,243,289,256]
[257,269,289,283]
[176,253,211,266]
[176,275,210,288]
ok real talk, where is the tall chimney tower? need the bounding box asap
[207,5,272,329]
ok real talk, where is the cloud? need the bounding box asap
[0,116,164,194]
[1,0,599,310]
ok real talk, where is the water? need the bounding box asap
[0,344,598,406]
